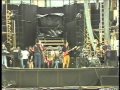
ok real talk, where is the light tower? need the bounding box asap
[5,0,16,48]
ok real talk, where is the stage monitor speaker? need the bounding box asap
[100,75,119,86]
[89,57,101,67]
[2,65,7,69]
[69,57,76,68]
[108,50,118,67]
[109,50,117,60]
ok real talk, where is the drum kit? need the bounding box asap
[43,46,63,68]
[79,48,102,67]
[88,56,101,67]
[43,45,102,67]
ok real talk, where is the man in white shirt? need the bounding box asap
[21,48,29,68]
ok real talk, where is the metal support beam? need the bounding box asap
[13,20,16,48]
[84,0,95,51]
[116,0,119,26]
[45,0,47,7]
[99,2,104,44]
[104,0,110,42]
[5,0,8,42]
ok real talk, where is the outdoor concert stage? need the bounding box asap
[2,67,119,88]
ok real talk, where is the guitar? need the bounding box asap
[63,46,78,56]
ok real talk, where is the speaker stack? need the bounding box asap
[108,50,118,67]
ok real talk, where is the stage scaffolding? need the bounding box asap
[2,0,16,48]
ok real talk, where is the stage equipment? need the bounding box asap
[88,56,101,67]
[18,4,37,48]
[79,57,90,67]
[6,9,15,48]
[107,50,118,67]
[41,44,63,68]
[3,1,17,48]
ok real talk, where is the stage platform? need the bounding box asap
[2,67,119,88]
[2,86,119,90]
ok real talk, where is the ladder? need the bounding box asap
[100,2,104,29]
[99,2,104,50]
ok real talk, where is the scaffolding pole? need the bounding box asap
[116,0,119,26]
[104,0,110,42]
[13,20,16,48]
[5,0,8,43]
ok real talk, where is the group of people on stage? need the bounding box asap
[2,39,118,69]
[2,39,74,69]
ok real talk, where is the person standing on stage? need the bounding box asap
[28,46,34,61]
[33,40,44,68]
[102,40,111,66]
[54,54,60,68]
[2,43,8,67]
[21,47,29,68]
[28,46,34,68]
[62,41,70,68]
[17,47,23,68]
[74,46,81,68]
